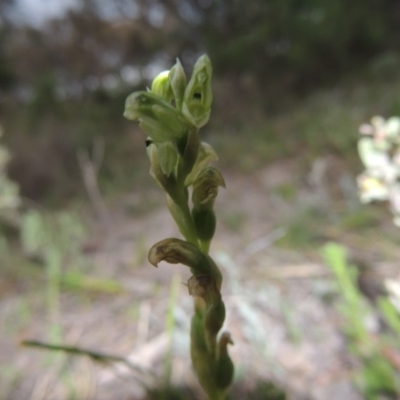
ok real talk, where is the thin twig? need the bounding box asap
[77,138,110,226]
[21,340,150,376]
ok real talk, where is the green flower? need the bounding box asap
[182,55,213,128]
[192,167,226,208]
[124,91,188,142]
[185,142,218,187]
[148,238,222,288]
[151,70,174,102]
[169,59,187,110]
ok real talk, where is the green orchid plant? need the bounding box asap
[124,55,234,400]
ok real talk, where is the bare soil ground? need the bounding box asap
[1,159,399,400]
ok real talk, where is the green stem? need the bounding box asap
[167,191,199,247]
[199,240,210,254]
[176,127,200,187]
[205,388,226,400]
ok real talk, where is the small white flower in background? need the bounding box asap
[357,173,389,203]
[385,278,400,313]
[357,115,400,225]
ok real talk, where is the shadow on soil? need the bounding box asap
[143,380,287,400]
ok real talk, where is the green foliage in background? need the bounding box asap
[322,243,400,399]
[21,209,90,341]
[0,0,399,206]
[0,128,20,210]
[3,0,400,96]
[201,0,397,87]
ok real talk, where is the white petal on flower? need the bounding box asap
[385,279,400,297]
[389,185,400,213]
[358,137,390,170]
[357,173,389,203]
[386,117,400,139]
[359,123,374,135]
[385,278,400,313]
[382,163,398,183]
[371,115,385,128]
[394,215,400,228]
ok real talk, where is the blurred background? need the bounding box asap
[1,1,400,399]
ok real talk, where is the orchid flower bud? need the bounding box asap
[169,59,187,110]
[182,54,213,128]
[192,167,226,208]
[151,70,174,102]
[146,141,178,198]
[155,141,178,177]
[185,142,218,187]
[191,167,225,250]
[124,91,188,142]
[204,300,225,352]
[215,332,235,392]
[192,208,216,247]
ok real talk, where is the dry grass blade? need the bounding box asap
[21,340,152,376]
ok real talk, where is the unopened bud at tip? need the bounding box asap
[151,70,173,102]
